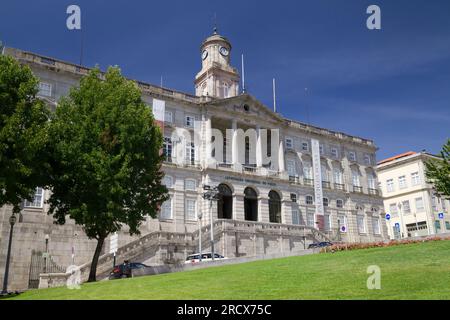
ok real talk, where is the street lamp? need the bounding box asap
[1,212,18,294]
[197,212,203,262]
[202,184,220,261]
[44,234,49,273]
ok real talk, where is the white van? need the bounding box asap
[185,252,228,264]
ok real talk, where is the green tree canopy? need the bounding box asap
[0,55,50,213]
[47,67,168,281]
[425,139,450,199]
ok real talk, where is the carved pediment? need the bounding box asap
[206,93,285,124]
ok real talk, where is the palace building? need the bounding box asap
[0,29,387,290]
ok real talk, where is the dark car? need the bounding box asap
[109,262,149,280]
[308,241,333,249]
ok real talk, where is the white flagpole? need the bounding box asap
[273,78,277,113]
[241,54,245,93]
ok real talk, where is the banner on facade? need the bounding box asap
[152,98,165,122]
[311,138,324,230]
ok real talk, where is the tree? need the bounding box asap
[425,139,450,199]
[0,55,51,213]
[47,67,168,282]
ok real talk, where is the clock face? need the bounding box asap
[202,50,208,60]
[219,46,229,56]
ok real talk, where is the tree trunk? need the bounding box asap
[88,236,105,282]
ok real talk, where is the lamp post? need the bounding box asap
[1,212,18,294]
[44,234,49,274]
[202,184,220,261]
[197,212,203,262]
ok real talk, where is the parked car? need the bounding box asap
[308,241,333,249]
[185,252,228,264]
[109,262,149,280]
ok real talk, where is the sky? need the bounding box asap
[1,0,449,160]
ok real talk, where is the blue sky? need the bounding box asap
[1,0,449,160]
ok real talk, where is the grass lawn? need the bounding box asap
[8,240,450,300]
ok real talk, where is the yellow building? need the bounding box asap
[377,151,450,239]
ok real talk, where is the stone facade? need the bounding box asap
[0,29,387,291]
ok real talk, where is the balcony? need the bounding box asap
[353,186,363,193]
[368,188,379,196]
[322,181,331,189]
[334,183,345,191]
[289,176,301,185]
[243,165,257,173]
[304,178,314,186]
[218,163,233,169]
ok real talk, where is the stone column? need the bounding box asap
[278,139,285,173]
[231,120,239,167]
[205,115,212,168]
[256,125,263,168]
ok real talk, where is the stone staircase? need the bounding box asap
[78,219,331,282]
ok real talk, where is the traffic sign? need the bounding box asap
[394,223,400,229]
[340,225,347,233]
[438,212,444,219]
[385,213,391,220]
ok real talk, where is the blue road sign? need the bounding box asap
[394,222,400,229]
[385,213,391,220]
[438,212,444,219]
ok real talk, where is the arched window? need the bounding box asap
[268,190,282,223]
[244,187,258,221]
[218,184,233,219]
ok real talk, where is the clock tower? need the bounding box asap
[195,28,240,98]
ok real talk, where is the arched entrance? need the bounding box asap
[218,184,233,219]
[244,187,258,221]
[268,190,282,223]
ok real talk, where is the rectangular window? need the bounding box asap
[415,197,425,212]
[331,147,339,159]
[185,179,196,191]
[306,195,314,205]
[402,200,411,214]
[185,142,195,165]
[386,179,395,192]
[323,198,329,207]
[372,217,381,234]
[411,172,420,186]
[303,164,312,180]
[163,137,172,162]
[301,141,309,152]
[446,221,450,231]
[324,214,331,231]
[435,220,441,231]
[367,174,376,189]
[285,137,294,150]
[348,151,356,162]
[38,82,52,97]
[333,169,343,184]
[357,215,366,233]
[24,187,44,208]
[162,176,173,188]
[185,115,195,128]
[398,176,407,189]
[292,210,300,225]
[160,199,172,219]
[338,215,347,232]
[321,165,329,182]
[186,199,197,221]
[389,203,398,215]
[164,110,173,123]
[290,193,297,202]
[286,160,296,177]
[319,144,324,155]
[352,170,360,187]
[364,154,372,166]
[306,213,315,227]
[336,199,344,208]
